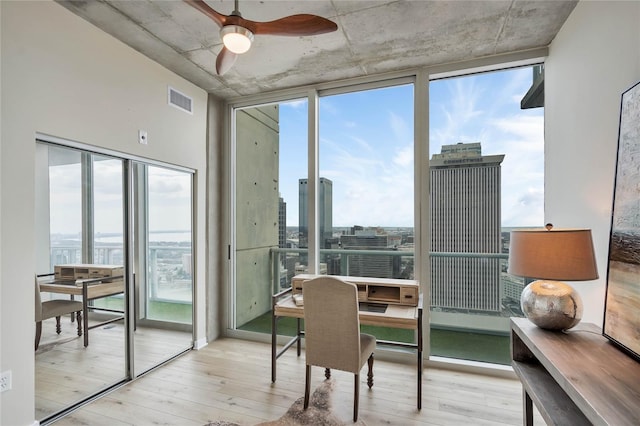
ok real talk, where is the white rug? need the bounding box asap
[205,380,366,426]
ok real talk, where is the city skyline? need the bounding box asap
[279,66,544,229]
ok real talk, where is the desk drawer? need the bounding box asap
[400,287,418,306]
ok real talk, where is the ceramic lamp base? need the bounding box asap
[520,280,583,331]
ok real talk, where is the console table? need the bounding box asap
[511,317,640,425]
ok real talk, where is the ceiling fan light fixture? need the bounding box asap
[220,25,254,54]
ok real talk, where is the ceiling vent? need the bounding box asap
[168,87,193,114]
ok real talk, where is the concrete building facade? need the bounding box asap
[235,105,280,326]
[298,177,333,249]
[429,143,504,312]
[341,232,400,278]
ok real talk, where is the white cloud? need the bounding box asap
[503,187,544,226]
[389,110,410,142]
[429,72,545,228]
[321,135,414,227]
[394,145,413,168]
[282,99,307,109]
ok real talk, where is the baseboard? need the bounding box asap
[193,337,208,350]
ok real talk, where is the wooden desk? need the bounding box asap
[39,276,125,347]
[271,279,423,409]
[511,317,640,425]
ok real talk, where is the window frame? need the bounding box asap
[224,50,547,368]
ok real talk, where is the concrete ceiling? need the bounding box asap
[56,0,577,100]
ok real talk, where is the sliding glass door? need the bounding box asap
[35,143,127,422]
[35,141,194,423]
[131,163,194,376]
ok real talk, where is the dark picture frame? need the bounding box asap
[603,80,640,361]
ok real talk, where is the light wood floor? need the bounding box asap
[36,316,192,421]
[50,337,537,426]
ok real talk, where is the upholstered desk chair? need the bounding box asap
[35,278,83,350]
[302,276,376,422]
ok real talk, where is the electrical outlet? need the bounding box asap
[0,370,11,393]
[138,130,148,145]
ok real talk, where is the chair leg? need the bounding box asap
[367,353,374,388]
[325,368,331,380]
[304,364,311,410]
[35,321,42,350]
[354,373,360,422]
[55,316,62,334]
[76,311,82,336]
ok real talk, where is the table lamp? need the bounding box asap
[508,224,598,331]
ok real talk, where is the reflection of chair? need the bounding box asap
[302,276,376,422]
[35,278,83,350]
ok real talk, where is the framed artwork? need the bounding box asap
[603,80,640,360]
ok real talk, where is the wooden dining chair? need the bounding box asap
[35,277,83,350]
[302,276,376,422]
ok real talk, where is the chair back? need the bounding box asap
[35,277,43,322]
[303,276,361,373]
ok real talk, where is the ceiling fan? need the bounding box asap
[185,0,338,75]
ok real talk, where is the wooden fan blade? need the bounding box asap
[184,0,228,27]
[216,47,237,75]
[252,14,338,36]
[185,1,337,37]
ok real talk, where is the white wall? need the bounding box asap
[0,1,208,425]
[545,1,640,326]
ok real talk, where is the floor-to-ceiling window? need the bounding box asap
[318,82,415,343]
[229,60,543,367]
[92,155,125,265]
[428,65,544,364]
[232,84,415,339]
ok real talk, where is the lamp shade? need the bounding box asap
[508,228,598,281]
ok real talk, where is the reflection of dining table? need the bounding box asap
[39,275,125,347]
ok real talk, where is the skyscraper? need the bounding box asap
[298,177,333,249]
[430,142,504,312]
[340,230,400,278]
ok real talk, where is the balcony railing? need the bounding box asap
[268,247,523,365]
[270,247,512,288]
[50,244,192,304]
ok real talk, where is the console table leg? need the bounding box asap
[296,318,301,356]
[417,302,423,410]
[82,283,89,347]
[523,390,533,426]
[271,312,277,383]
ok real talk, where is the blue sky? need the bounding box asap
[279,66,544,228]
[48,67,544,235]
